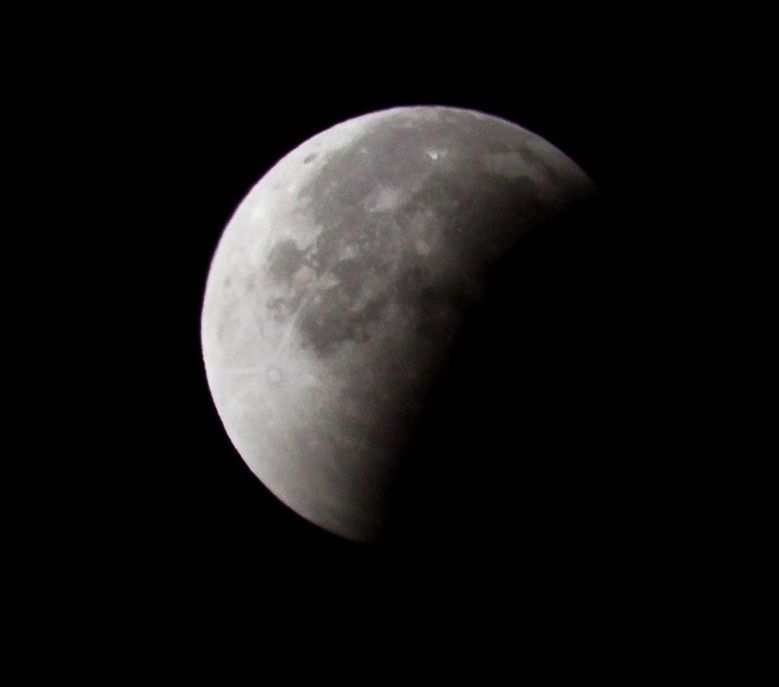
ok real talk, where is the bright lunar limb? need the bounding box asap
[201,106,595,543]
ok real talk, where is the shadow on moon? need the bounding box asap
[376,194,635,555]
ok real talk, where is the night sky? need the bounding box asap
[41,26,718,653]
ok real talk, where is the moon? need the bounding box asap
[201,106,596,543]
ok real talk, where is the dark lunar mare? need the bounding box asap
[288,112,547,362]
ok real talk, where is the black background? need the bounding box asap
[29,20,735,664]
[112,64,656,562]
[122,65,673,597]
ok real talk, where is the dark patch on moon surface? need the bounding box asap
[283,110,557,362]
[267,238,305,283]
[298,287,391,357]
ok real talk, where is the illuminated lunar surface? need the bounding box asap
[201,106,595,542]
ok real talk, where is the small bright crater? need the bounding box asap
[267,366,282,384]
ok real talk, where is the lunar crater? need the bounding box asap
[266,366,283,385]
